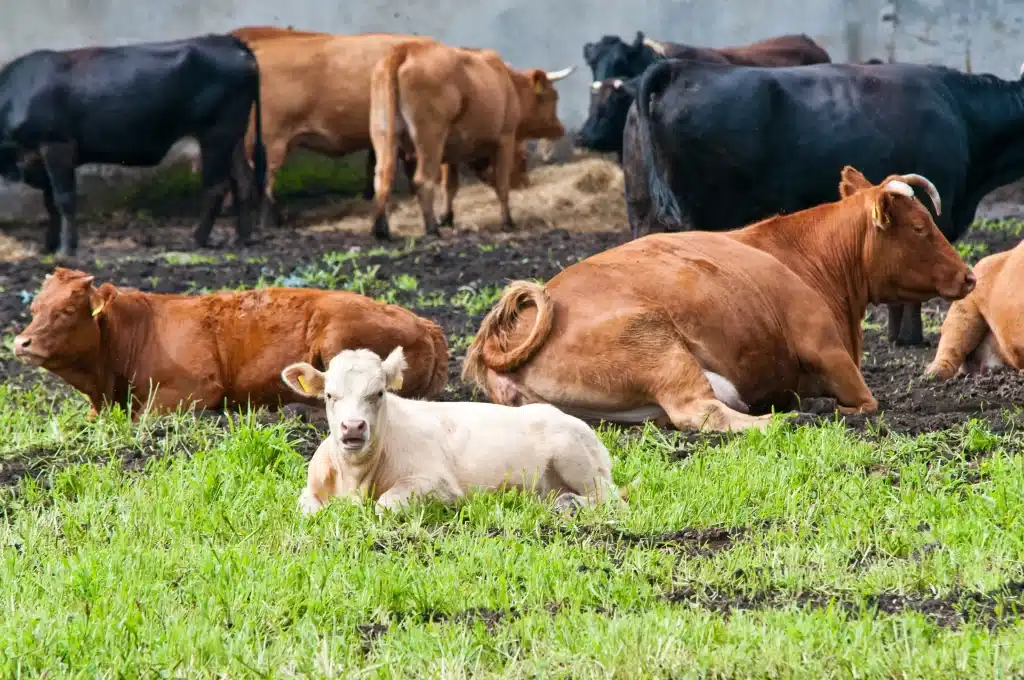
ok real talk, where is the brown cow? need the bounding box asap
[12,268,449,418]
[463,167,975,432]
[925,242,1024,379]
[369,40,572,239]
[222,28,531,227]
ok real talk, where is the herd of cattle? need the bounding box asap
[6,25,1024,512]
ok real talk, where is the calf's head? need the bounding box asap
[576,78,636,153]
[838,166,975,303]
[514,67,573,140]
[282,347,408,457]
[13,268,117,368]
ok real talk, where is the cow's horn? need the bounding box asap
[898,173,942,216]
[591,81,603,91]
[546,66,576,82]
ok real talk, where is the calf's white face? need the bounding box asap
[281,347,408,456]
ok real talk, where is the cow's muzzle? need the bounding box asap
[12,334,44,365]
[339,419,369,451]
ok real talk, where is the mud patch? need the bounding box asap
[662,580,1024,630]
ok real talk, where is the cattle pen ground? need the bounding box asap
[2,156,1024,677]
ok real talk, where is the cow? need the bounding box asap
[368,40,572,240]
[222,29,532,230]
[624,59,1024,347]
[462,167,975,433]
[281,346,624,516]
[925,242,1024,379]
[12,267,449,419]
[0,36,267,257]
[576,32,830,158]
[582,30,831,81]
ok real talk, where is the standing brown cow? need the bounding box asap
[221,28,531,229]
[369,40,572,239]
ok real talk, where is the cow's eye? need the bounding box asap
[377,390,385,399]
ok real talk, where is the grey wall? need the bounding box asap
[2,0,1024,216]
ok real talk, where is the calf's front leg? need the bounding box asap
[376,476,457,515]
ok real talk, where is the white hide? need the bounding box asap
[283,348,622,515]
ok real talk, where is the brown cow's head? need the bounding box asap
[13,268,117,368]
[514,67,573,140]
[838,166,975,303]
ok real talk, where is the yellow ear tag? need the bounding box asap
[297,375,311,394]
[91,301,105,317]
[390,373,404,391]
[534,80,544,94]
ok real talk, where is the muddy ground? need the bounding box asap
[2,157,1024,441]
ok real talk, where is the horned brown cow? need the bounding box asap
[221,29,531,227]
[12,268,448,418]
[463,167,975,432]
[925,242,1024,379]
[368,40,572,239]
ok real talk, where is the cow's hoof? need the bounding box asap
[500,218,517,233]
[439,212,454,227]
[372,215,391,241]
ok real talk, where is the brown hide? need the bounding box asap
[368,40,569,238]
[926,241,1024,378]
[659,33,832,66]
[12,268,449,417]
[463,167,974,432]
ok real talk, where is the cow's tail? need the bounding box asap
[462,281,554,387]
[369,45,408,208]
[232,37,267,202]
[636,60,685,230]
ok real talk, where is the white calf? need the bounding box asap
[281,346,624,515]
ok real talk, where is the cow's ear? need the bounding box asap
[530,70,549,94]
[871,192,895,231]
[583,42,596,64]
[839,165,872,198]
[381,346,408,392]
[633,31,645,49]
[281,363,325,397]
[89,282,117,318]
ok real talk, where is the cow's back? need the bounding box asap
[250,33,431,153]
[641,62,966,233]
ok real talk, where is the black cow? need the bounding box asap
[625,58,1024,346]
[577,32,830,158]
[576,77,640,159]
[0,35,267,256]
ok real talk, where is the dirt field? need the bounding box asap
[2,157,1023,438]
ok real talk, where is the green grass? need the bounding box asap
[2,383,1024,677]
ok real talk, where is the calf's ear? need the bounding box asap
[281,363,325,397]
[381,347,408,392]
[89,282,118,318]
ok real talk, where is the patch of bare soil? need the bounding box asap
[2,158,1024,473]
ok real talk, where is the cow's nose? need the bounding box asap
[341,419,367,435]
[13,335,30,352]
[963,271,977,294]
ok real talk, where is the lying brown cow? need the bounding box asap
[369,40,572,239]
[463,167,974,432]
[12,268,449,418]
[223,28,531,228]
[926,242,1024,379]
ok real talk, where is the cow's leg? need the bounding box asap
[257,141,287,232]
[362,149,377,200]
[192,142,233,249]
[654,344,774,432]
[439,163,459,227]
[408,142,446,237]
[298,443,338,515]
[801,345,878,414]
[376,476,456,515]
[41,183,61,254]
[491,136,516,232]
[369,134,400,240]
[228,141,258,244]
[896,302,925,345]
[38,142,79,258]
[925,297,988,379]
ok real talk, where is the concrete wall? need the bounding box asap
[2,0,1024,217]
